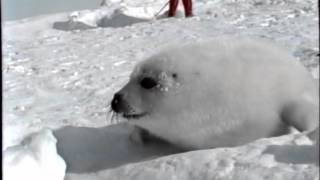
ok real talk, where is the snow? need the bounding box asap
[3,129,66,180]
[2,0,319,180]
[53,123,182,172]
[64,132,318,180]
[51,4,155,30]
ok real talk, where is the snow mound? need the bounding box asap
[53,6,155,31]
[5,125,318,180]
[64,132,318,180]
[98,7,154,28]
[3,129,66,180]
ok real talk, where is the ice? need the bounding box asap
[64,134,318,180]
[3,129,66,180]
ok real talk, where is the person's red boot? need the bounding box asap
[182,0,193,17]
[168,0,179,17]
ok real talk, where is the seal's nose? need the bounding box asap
[111,93,124,113]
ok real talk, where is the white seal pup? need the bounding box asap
[111,37,319,150]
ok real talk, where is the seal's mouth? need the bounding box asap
[122,112,147,119]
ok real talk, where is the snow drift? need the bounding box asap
[3,129,66,180]
[3,127,318,180]
[53,5,155,30]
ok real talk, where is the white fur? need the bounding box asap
[117,37,319,150]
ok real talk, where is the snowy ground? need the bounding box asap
[2,0,319,180]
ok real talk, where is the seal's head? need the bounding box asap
[111,50,187,119]
[111,46,216,147]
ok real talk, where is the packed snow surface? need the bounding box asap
[3,129,66,180]
[2,0,319,180]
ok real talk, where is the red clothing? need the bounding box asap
[168,0,193,17]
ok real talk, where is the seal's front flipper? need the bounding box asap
[129,126,170,145]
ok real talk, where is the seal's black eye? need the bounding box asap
[172,73,178,79]
[140,77,158,89]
